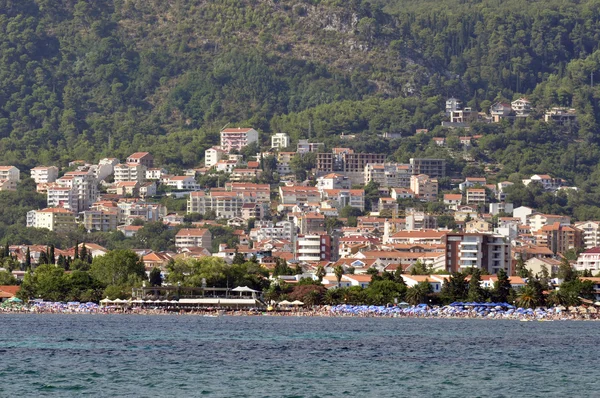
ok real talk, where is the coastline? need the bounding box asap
[1,307,597,321]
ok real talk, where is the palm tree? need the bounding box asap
[333,265,344,287]
[516,285,537,308]
[324,289,339,305]
[315,265,326,282]
[405,286,424,305]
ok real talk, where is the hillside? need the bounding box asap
[1,0,600,173]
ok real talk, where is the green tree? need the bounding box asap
[333,265,344,287]
[90,250,146,287]
[315,265,326,282]
[149,267,163,287]
[492,269,512,303]
[467,268,486,302]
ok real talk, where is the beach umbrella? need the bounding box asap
[278,300,292,306]
[7,297,22,303]
[291,300,304,306]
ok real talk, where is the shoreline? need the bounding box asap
[1,307,597,321]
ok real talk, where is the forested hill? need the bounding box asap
[2,0,600,170]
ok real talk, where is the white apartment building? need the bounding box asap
[47,185,78,212]
[56,171,98,212]
[175,228,212,251]
[164,176,198,191]
[26,208,77,232]
[316,173,351,191]
[31,166,59,184]
[574,221,600,250]
[114,163,146,183]
[528,213,570,232]
[117,201,167,224]
[321,189,365,212]
[220,128,259,152]
[146,168,167,180]
[271,133,290,149]
[364,163,412,188]
[575,248,600,272]
[187,191,245,218]
[205,147,227,168]
[251,221,295,241]
[297,234,330,262]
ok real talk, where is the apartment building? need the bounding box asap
[117,200,167,224]
[175,228,213,251]
[108,181,140,197]
[0,166,20,191]
[276,152,295,175]
[56,171,98,212]
[322,189,365,212]
[271,133,290,149]
[409,158,446,178]
[410,174,438,202]
[250,221,295,242]
[528,213,571,232]
[31,166,59,184]
[27,208,77,232]
[81,210,119,232]
[540,222,583,255]
[205,147,227,168]
[574,221,600,250]
[466,188,487,206]
[126,152,154,168]
[296,139,324,154]
[364,163,412,188]
[576,248,600,272]
[47,185,78,212]
[220,127,259,152]
[114,163,146,184]
[316,173,351,191]
[164,176,198,191]
[225,183,271,203]
[279,186,321,205]
[445,233,511,274]
[297,234,332,262]
[187,191,245,218]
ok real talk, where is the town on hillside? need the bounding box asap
[1,121,599,305]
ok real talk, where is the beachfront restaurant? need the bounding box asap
[129,285,265,310]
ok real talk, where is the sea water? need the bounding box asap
[0,314,597,397]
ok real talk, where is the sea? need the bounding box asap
[0,315,598,397]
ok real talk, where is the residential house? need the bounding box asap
[443,194,463,210]
[126,152,154,168]
[490,102,513,122]
[511,98,532,117]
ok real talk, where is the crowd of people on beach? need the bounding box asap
[1,300,599,320]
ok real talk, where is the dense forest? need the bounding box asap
[2,0,600,200]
